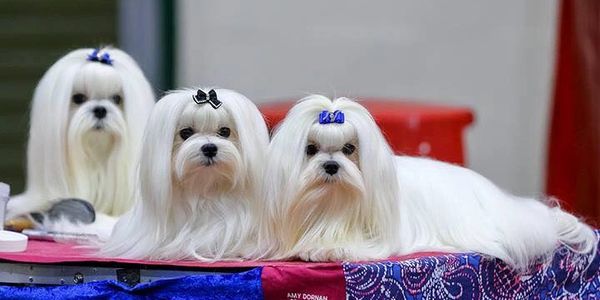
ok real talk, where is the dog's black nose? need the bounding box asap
[322,160,340,175]
[93,106,107,119]
[201,143,218,158]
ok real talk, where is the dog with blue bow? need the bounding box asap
[254,95,597,272]
[7,47,155,240]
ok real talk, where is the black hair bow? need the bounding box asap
[193,89,222,109]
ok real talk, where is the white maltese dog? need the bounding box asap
[101,88,269,260]
[8,47,155,221]
[256,95,597,271]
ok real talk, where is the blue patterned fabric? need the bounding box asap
[0,267,263,300]
[344,233,600,299]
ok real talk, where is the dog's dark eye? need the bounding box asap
[342,143,356,155]
[217,127,231,138]
[111,94,122,105]
[72,93,87,105]
[306,144,318,156]
[179,127,195,140]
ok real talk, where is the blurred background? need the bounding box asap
[1,0,598,222]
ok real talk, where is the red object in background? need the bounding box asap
[547,1,600,225]
[259,100,474,166]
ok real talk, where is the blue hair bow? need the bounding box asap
[87,49,113,66]
[319,110,345,124]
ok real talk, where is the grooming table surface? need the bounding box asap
[0,239,336,267]
[0,239,437,267]
[0,238,598,299]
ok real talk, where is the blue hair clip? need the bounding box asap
[87,49,113,66]
[319,110,345,124]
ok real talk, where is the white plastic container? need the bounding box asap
[0,183,27,252]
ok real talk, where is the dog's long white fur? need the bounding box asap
[256,95,597,271]
[101,88,269,260]
[8,47,155,220]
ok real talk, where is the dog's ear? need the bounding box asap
[217,89,269,192]
[103,92,187,258]
[110,47,155,145]
[265,100,318,202]
[138,93,187,217]
[26,50,82,199]
[338,98,399,248]
[256,95,343,257]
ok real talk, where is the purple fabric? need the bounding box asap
[343,232,600,299]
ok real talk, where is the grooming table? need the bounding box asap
[0,234,599,299]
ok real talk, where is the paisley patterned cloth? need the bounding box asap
[344,232,600,299]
